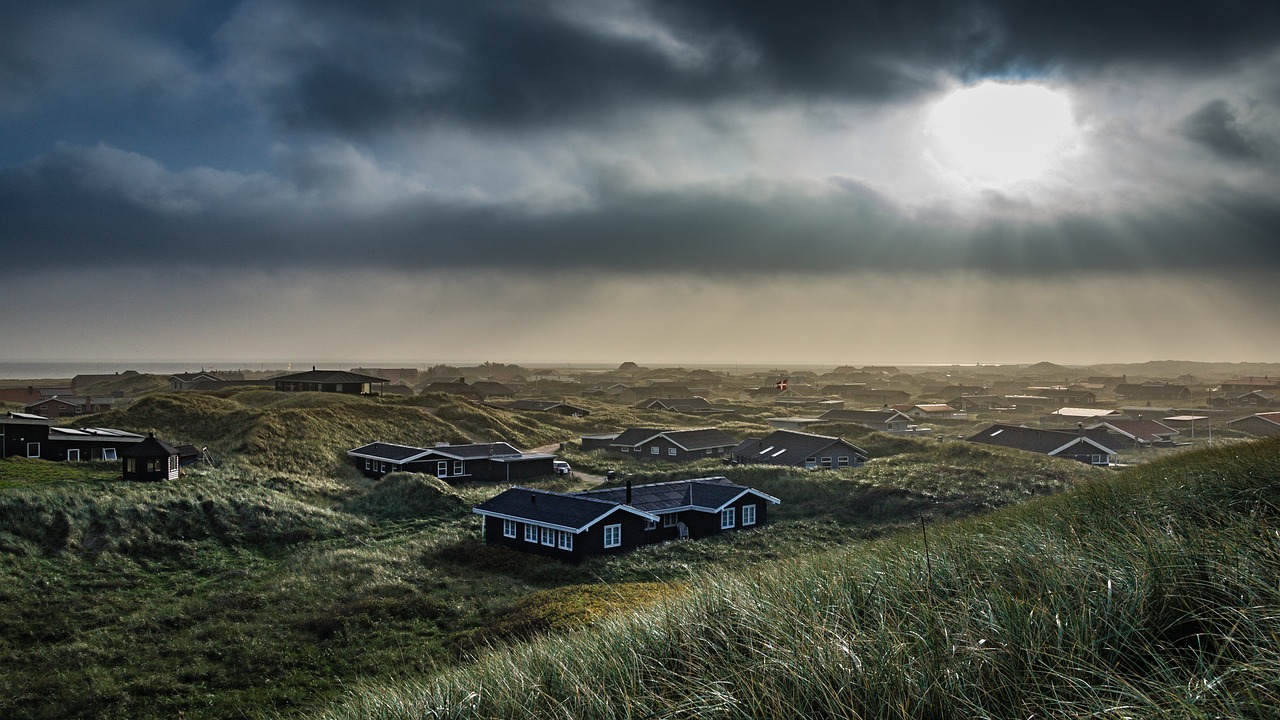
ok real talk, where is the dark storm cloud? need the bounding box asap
[251,0,1280,135]
[1180,99,1264,161]
[4,143,1279,279]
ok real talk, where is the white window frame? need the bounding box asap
[645,518,657,530]
[668,447,677,456]
[365,458,372,470]
[721,507,735,529]
[705,448,713,454]
[503,519,517,538]
[437,460,449,477]
[603,523,622,548]
[650,446,659,455]
[380,462,388,473]
[663,513,677,528]
[525,524,538,543]
[804,457,818,469]
[102,448,117,461]
[541,526,555,546]
[620,446,629,453]
[821,457,833,468]
[26,442,39,458]
[67,449,80,462]
[837,456,849,467]
[557,531,573,551]
[742,504,757,526]
[453,460,464,475]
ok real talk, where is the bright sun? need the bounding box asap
[927,81,1076,186]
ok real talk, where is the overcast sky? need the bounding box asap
[3,1,1279,366]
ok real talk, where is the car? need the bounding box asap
[553,460,571,476]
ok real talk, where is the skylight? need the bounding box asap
[771,448,787,457]
[990,429,1004,436]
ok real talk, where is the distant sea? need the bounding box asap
[0,361,299,381]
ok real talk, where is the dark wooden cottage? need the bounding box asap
[121,433,180,481]
[966,424,1118,465]
[731,429,869,469]
[45,426,145,461]
[348,441,556,482]
[473,476,780,560]
[273,368,389,395]
[1,412,51,458]
[604,427,738,461]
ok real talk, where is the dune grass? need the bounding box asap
[309,438,1280,720]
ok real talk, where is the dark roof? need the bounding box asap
[577,476,779,514]
[423,442,524,459]
[967,424,1118,455]
[120,433,178,458]
[494,399,591,414]
[1089,419,1178,443]
[819,408,910,424]
[474,488,654,531]
[273,369,389,384]
[609,427,737,450]
[47,427,145,443]
[731,429,867,464]
[348,442,430,462]
[348,441,537,463]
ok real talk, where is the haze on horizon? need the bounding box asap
[3,2,1279,366]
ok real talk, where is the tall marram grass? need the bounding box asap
[311,439,1280,720]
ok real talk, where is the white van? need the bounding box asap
[553,460,571,476]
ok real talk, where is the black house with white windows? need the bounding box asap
[730,429,869,469]
[473,476,780,560]
[348,441,556,482]
[2,412,147,462]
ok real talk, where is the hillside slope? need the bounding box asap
[312,439,1280,720]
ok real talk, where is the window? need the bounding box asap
[380,463,388,473]
[102,448,117,461]
[603,524,622,548]
[525,524,538,543]
[391,464,399,472]
[742,504,757,526]
[557,531,573,550]
[650,446,659,455]
[67,449,80,462]
[503,519,517,538]
[620,447,629,453]
[437,460,449,477]
[721,507,736,529]
[26,442,39,458]
[804,457,818,469]
[821,457,833,468]
[668,447,677,456]
[663,513,677,528]
[837,456,850,467]
[645,518,658,530]
[453,460,464,475]
[125,458,136,473]
[541,527,555,546]
[365,459,372,470]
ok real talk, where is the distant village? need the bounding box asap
[4,360,1279,559]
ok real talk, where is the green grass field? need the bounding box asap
[2,389,1268,719]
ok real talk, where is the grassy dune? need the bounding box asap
[0,388,1183,720]
[311,439,1280,720]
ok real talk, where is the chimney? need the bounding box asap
[625,480,632,504]
[530,494,536,504]
[312,365,316,371]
